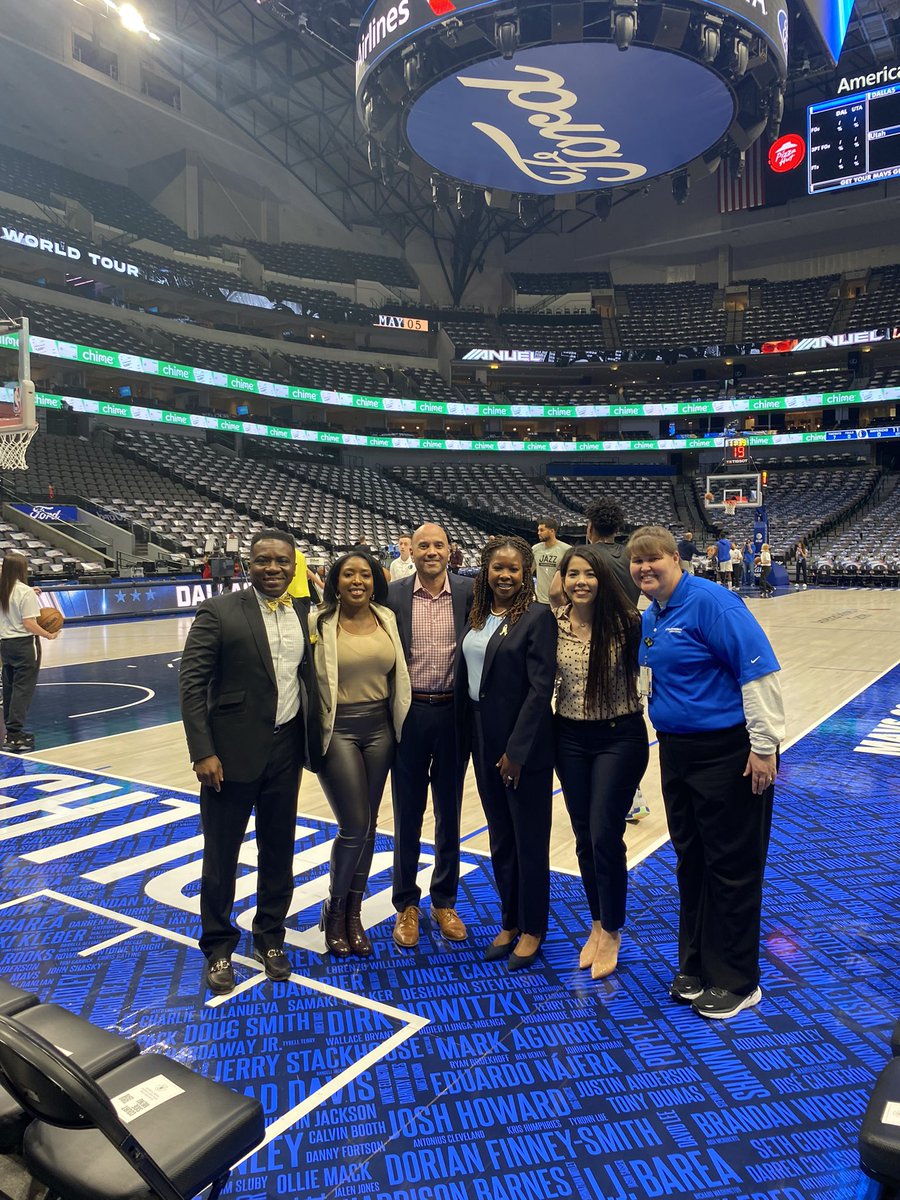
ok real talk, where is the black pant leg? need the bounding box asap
[587,717,649,931]
[472,711,519,931]
[319,702,394,898]
[507,766,553,938]
[390,702,432,910]
[199,779,258,961]
[1,638,39,736]
[555,718,600,920]
[661,727,773,994]
[251,722,303,952]
[659,739,706,979]
[427,706,464,908]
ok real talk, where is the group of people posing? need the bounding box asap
[180,498,784,1022]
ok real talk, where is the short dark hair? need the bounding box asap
[585,497,624,537]
[537,517,559,532]
[249,528,296,553]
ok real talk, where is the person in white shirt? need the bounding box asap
[389,535,417,581]
[0,553,59,752]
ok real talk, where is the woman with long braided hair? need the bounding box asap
[455,536,557,970]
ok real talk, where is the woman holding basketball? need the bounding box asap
[0,553,59,752]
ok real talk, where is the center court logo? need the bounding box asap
[456,65,648,187]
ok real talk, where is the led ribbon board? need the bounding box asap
[1,330,896,421]
[16,388,900,454]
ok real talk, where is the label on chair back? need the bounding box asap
[111,1075,185,1124]
[883,1101,900,1127]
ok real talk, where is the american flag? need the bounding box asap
[717,137,765,213]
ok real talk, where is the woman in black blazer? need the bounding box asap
[455,536,557,970]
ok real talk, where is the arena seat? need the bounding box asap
[0,980,39,1018]
[858,1057,900,1191]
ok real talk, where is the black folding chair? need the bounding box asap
[0,1013,265,1200]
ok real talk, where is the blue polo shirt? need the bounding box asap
[639,572,780,734]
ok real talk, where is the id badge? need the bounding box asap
[639,664,652,698]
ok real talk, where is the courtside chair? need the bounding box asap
[0,1004,140,1153]
[0,1014,265,1200]
[859,1055,900,1195]
[0,979,39,1017]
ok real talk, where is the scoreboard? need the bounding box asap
[724,437,749,465]
[808,83,900,194]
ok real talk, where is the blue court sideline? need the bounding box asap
[0,666,897,1199]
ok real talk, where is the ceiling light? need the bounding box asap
[118,3,149,34]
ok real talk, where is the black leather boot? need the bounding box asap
[345,892,373,956]
[319,896,351,957]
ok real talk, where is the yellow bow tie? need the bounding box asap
[264,593,293,612]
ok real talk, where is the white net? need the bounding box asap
[0,427,37,472]
[724,500,737,516]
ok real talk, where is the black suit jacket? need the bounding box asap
[455,602,557,771]
[180,586,322,783]
[385,572,474,676]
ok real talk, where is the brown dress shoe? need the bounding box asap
[393,905,420,948]
[431,907,468,941]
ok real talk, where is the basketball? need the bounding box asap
[37,607,64,634]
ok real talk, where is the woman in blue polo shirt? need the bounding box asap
[627,526,785,1021]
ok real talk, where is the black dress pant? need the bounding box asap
[199,714,303,962]
[658,724,775,996]
[1,636,40,737]
[391,699,465,911]
[758,565,774,595]
[554,712,649,931]
[318,700,395,899]
[471,707,552,937]
[796,558,808,585]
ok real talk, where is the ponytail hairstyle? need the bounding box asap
[469,535,535,630]
[0,553,28,615]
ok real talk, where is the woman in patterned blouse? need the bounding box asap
[553,544,649,979]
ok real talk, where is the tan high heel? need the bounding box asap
[591,929,621,980]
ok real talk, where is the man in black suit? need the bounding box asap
[386,522,474,948]
[180,529,321,994]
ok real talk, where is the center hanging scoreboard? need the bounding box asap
[808,83,900,194]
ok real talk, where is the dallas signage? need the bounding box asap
[405,44,734,193]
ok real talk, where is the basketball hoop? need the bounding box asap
[0,427,37,472]
[724,499,737,517]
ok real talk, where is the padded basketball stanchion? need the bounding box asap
[859,1057,900,1190]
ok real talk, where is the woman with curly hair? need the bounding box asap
[455,536,557,970]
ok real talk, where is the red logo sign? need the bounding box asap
[428,0,457,12]
[768,134,806,174]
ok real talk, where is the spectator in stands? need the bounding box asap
[795,540,809,589]
[627,526,784,1019]
[456,537,556,970]
[553,545,648,980]
[717,535,733,589]
[676,531,699,571]
[449,542,464,574]
[179,530,322,995]
[532,519,571,605]
[313,550,411,957]
[387,523,474,949]
[389,535,417,581]
[0,553,59,753]
[759,543,775,597]
[730,542,743,591]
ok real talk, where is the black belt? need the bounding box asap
[273,713,301,734]
[411,691,453,705]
